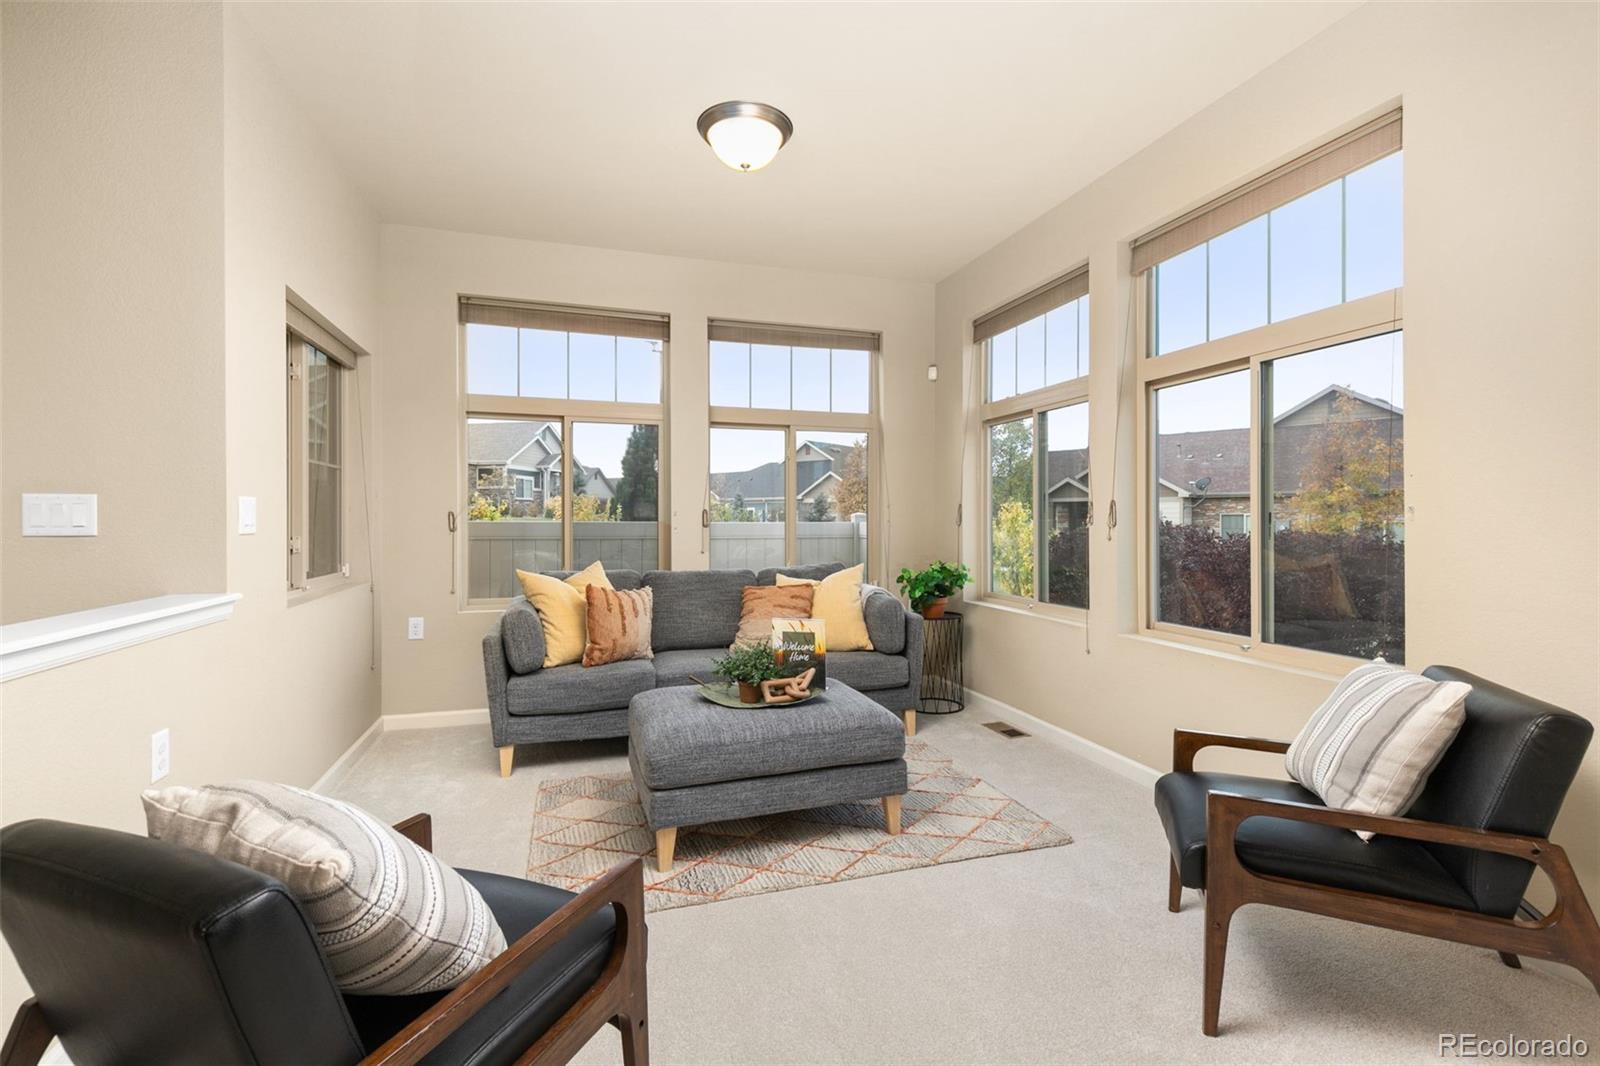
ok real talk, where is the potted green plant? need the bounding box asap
[711,642,782,704]
[896,561,972,619]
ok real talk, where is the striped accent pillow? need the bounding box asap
[143,781,506,994]
[1285,661,1471,840]
[583,585,654,667]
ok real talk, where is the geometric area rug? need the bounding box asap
[526,738,1073,912]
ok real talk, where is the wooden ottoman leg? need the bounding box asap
[902,709,917,737]
[655,827,677,874]
[883,795,902,835]
[498,745,514,778]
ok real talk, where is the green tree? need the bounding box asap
[988,420,1033,518]
[614,425,659,521]
[991,499,1035,597]
[807,495,835,521]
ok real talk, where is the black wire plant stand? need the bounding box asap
[918,611,964,715]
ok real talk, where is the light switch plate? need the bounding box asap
[22,493,98,536]
[238,496,257,535]
[151,728,171,783]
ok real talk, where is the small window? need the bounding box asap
[287,304,358,592]
[708,320,875,415]
[988,416,1034,599]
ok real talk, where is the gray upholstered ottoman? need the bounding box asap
[628,681,908,872]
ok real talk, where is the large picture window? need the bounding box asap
[976,267,1091,613]
[708,320,877,575]
[1135,111,1404,664]
[461,299,667,601]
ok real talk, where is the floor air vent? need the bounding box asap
[983,721,1030,738]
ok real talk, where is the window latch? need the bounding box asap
[701,508,710,528]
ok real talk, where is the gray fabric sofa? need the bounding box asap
[483,562,924,775]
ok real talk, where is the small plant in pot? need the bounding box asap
[896,561,972,619]
[711,642,782,704]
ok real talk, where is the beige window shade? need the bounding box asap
[1131,110,1402,276]
[460,297,669,342]
[708,319,879,351]
[287,302,358,368]
[972,267,1089,344]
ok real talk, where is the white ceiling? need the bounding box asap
[237,2,1358,282]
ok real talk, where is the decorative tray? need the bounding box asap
[695,682,818,709]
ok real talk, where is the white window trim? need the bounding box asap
[976,316,1092,620]
[1133,278,1404,671]
[459,308,669,609]
[287,329,353,597]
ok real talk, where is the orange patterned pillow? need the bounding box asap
[730,584,815,650]
[583,586,654,667]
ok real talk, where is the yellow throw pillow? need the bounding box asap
[776,565,873,651]
[515,561,613,668]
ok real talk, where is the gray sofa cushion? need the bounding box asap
[629,684,905,791]
[539,569,643,591]
[862,590,905,654]
[643,569,753,651]
[506,659,655,716]
[828,651,910,691]
[652,649,721,688]
[755,562,845,586]
[501,597,547,675]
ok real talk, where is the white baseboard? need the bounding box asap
[963,687,1162,788]
[383,707,489,731]
[310,716,383,792]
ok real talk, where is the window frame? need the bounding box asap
[1134,280,1404,669]
[707,330,879,577]
[287,322,356,597]
[459,304,670,609]
[976,294,1091,621]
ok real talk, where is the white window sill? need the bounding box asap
[965,596,1086,628]
[1,593,242,682]
[1117,630,1345,682]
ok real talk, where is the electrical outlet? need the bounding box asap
[151,729,171,783]
[407,617,425,640]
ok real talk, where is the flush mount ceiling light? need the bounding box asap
[696,101,793,173]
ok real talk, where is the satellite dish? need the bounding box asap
[1195,477,1212,493]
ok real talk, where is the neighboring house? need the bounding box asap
[710,439,857,520]
[1151,385,1402,535]
[467,420,613,515]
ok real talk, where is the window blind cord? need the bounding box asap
[353,361,378,672]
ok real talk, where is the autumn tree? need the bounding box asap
[833,441,869,517]
[1291,395,1404,536]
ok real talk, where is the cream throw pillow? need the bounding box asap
[1285,660,1471,840]
[144,781,506,995]
[515,560,612,668]
[777,564,873,651]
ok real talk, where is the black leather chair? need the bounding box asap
[0,814,648,1066]
[1155,665,1600,1036]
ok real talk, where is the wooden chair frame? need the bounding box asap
[1169,729,1600,1037]
[2,814,649,1066]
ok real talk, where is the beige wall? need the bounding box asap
[0,6,383,1015]
[1,1,227,622]
[376,225,938,716]
[934,1,1600,894]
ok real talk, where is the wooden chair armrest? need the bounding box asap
[1172,729,1291,773]
[1,999,53,1066]
[1205,790,1555,865]
[392,813,433,852]
[362,857,646,1066]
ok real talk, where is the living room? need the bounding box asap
[2,2,1597,1064]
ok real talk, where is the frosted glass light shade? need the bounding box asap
[697,102,793,173]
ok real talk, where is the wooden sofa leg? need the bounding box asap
[498,746,514,778]
[654,828,676,874]
[883,794,902,835]
[903,709,916,737]
[1498,951,1523,969]
[1169,859,1183,913]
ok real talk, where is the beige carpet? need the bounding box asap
[526,738,1072,910]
